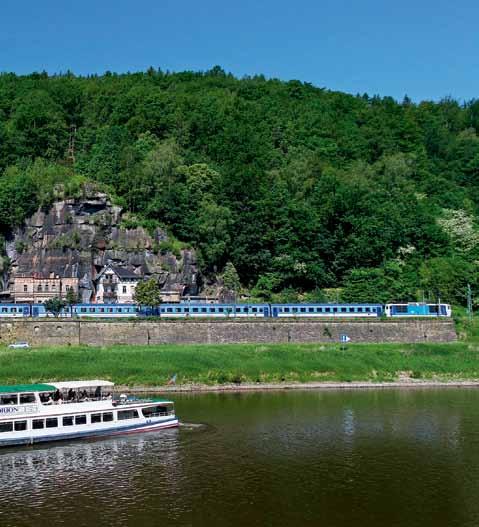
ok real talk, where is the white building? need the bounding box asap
[94,266,140,304]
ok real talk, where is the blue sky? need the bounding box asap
[1,0,478,101]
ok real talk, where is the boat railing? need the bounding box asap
[143,410,175,417]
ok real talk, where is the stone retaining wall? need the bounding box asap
[0,319,457,347]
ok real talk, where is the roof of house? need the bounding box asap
[96,265,140,281]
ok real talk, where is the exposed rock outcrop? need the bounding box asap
[6,190,200,301]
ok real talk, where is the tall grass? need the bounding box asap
[0,341,478,386]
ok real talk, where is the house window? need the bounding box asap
[23,284,28,292]
[37,285,42,292]
[122,286,127,294]
[45,285,48,292]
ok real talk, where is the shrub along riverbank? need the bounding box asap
[0,341,479,387]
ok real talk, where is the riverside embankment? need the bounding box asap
[0,318,457,347]
[0,341,477,388]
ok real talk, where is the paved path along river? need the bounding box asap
[1,388,479,526]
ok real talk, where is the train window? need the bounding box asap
[325,307,330,313]
[201,308,207,313]
[292,307,298,313]
[218,308,224,313]
[341,308,347,313]
[365,307,370,312]
[175,308,181,313]
[236,307,241,312]
[308,308,314,313]
[1,308,6,313]
[429,305,439,314]
[210,308,216,313]
[11,308,16,313]
[89,308,95,313]
[99,308,104,313]
[395,305,408,313]
[300,308,306,313]
[358,307,363,312]
[252,308,257,313]
[167,308,173,313]
[184,307,189,313]
[118,308,122,313]
[160,308,165,313]
[372,308,376,312]
[333,308,338,313]
[14,421,27,431]
[282,308,288,313]
[244,307,249,312]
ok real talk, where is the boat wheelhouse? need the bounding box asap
[0,380,178,447]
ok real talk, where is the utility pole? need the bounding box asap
[467,283,473,321]
[66,124,77,165]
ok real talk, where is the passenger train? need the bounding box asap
[0,302,452,318]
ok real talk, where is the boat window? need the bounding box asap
[20,393,35,404]
[75,415,87,425]
[142,405,169,418]
[103,412,114,422]
[118,410,139,420]
[63,416,74,426]
[0,394,18,405]
[0,422,13,433]
[46,418,58,428]
[91,414,102,424]
[14,421,27,431]
[32,419,44,429]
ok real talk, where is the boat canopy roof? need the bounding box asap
[0,383,55,394]
[51,380,114,390]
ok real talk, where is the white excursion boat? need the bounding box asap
[0,380,178,447]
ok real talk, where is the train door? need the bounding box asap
[32,306,40,317]
[272,307,279,318]
[263,306,269,317]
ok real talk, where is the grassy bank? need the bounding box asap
[0,341,479,387]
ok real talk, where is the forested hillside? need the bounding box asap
[1,67,479,304]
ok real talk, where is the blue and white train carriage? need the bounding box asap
[384,303,452,317]
[270,303,383,317]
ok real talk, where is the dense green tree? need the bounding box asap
[133,278,162,307]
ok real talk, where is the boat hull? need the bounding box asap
[0,417,179,447]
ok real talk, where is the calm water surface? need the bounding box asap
[1,389,479,527]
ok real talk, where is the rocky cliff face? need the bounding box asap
[6,190,200,301]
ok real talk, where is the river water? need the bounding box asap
[1,388,479,527]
